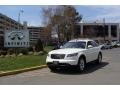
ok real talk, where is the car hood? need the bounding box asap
[49,48,85,54]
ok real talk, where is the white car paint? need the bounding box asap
[46,39,102,66]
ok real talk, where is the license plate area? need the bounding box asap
[53,61,59,65]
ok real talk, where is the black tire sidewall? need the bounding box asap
[48,66,57,71]
[77,58,86,72]
[97,53,102,64]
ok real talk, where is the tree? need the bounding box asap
[83,26,96,38]
[42,5,82,42]
[35,39,44,52]
[62,6,82,40]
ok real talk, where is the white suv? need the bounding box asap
[46,39,102,72]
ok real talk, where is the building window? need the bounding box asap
[8,42,10,45]
[17,42,20,45]
[11,42,13,45]
[14,42,16,45]
[24,42,26,45]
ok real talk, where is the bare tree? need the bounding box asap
[42,5,82,42]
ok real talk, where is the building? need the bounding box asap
[0,29,4,48]
[1,12,120,48]
[0,13,24,49]
[78,22,120,42]
[0,13,51,48]
[28,26,51,46]
[51,22,120,43]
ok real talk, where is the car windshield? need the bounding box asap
[62,41,86,49]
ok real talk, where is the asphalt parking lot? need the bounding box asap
[0,48,120,85]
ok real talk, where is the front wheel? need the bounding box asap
[48,66,57,72]
[77,58,86,72]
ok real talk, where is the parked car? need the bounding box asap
[111,41,118,48]
[117,42,120,47]
[100,43,112,50]
[105,43,113,49]
[100,44,106,50]
[46,39,102,72]
[113,42,120,47]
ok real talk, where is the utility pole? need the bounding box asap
[103,18,106,43]
[18,10,24,30]
[15,10,24,56]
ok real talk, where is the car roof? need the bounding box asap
[69,38,93,42]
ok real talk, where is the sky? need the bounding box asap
[0,5,120,26]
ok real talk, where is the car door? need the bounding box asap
[86,41,97,62]
[91,41,99,60]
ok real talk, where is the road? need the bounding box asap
[0,48,120,85]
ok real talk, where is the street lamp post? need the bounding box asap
[15,10,24,55]
[103,18,106,43]
[18,10,24,30]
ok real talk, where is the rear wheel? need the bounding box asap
[77,57,86,72]
[96,53,102,64]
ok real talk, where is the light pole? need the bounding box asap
[18,10,24,30]
[103,18,106,43]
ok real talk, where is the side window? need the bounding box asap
[91,41,99,47]
[87,41,93,48]
[87,41,98,48]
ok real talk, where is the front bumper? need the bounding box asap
[46,55,78,66]
[47,62,77,68]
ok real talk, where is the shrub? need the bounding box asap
[47,42,57,46]
[35,39,44,52]
[0,51,7,55]
[8,48,15,55]
[19,48,28,55]
[0,51,1,56]
[28,46,33,52]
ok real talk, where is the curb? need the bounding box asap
[0,65,47,77]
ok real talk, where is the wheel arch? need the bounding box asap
[99,51,102,57]
[98,51,102,59]
[78,54,86,64]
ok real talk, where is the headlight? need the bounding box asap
[47,54,50,57]
[67,53,78,57]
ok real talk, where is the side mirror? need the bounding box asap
[88,45,93,49]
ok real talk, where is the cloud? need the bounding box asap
[87,5,120,22]
[0,6,45,26]
[1,5,120,26]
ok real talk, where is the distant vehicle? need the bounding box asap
[114,42,120,47]
[100,44,106,50]
[105,43,113,49]
[111,41,118,48]
[100,42,112,50]
[117,42,120,47]
[46,39,102,72]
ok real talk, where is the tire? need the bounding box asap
[48,66,57,72]
[96,53,102,64]
[77,57,86,72]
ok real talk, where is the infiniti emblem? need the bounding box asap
[8,31,25,40]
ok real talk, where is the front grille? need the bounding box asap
[51,54,65,59]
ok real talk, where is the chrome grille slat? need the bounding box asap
[51,54,65,59]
